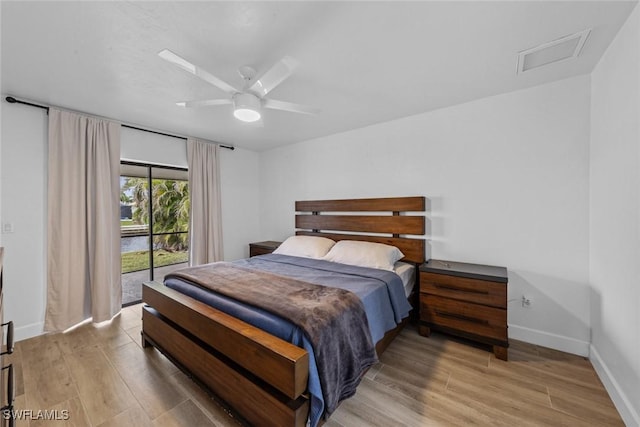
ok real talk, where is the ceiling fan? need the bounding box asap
[158,49,320,123]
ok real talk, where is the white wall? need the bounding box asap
[589,4,640,426]
[259,75,592,355]
[0,104,260,340]
[121,126,188,167]
[0,103,48,339]
[219,146,260,261]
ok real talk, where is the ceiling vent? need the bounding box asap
[517,28,591,74]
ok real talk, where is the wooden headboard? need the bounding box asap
[295,196,426,264]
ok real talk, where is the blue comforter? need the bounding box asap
[164,254,412,426]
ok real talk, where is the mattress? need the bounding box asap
[394,261,416,297]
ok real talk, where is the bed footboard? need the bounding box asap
[142,281,310,427]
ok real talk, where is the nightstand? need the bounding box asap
[419,259,509,360]
[249,241,282,257]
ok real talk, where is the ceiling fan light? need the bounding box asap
[233,93,262,122]
[234,108,261,122]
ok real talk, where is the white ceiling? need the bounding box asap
[1,1,637,151]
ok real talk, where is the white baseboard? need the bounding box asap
[509,324,590,357]
[590,345,640,427]
[14,322,44,342]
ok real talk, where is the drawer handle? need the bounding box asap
[434,284,489,295]
[435,310,489,325]
[1,364,14,411]
[0,322,13,356]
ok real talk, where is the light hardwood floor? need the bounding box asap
[5,304,623,426]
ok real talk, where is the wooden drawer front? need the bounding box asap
[250,246,274,257]
[420,295,507,341]
[1,363,13,414]
[0,290,4,354]
[420,272,506,308]
[1,289,3,355]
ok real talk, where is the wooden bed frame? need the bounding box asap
[141,196,426,427]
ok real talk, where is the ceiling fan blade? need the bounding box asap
[176,99,232,108]
[263,99,320,115]
[159,49,239,95]
[248,56,299,97]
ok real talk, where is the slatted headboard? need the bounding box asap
[295,196,426,264]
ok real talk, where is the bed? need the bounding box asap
[141,196,426,427]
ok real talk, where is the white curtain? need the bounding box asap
[187,138,223,265]
[45,109,121,331]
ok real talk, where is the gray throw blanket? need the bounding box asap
[166,262,378,414]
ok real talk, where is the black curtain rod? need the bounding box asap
[5,96,235,151]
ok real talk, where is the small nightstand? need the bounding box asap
[419,259,509,361]
[249,241,282,257]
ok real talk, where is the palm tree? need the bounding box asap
[152,179,190,251]
[121,177,189,251]
[122,177,149,224]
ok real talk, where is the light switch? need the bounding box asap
[2,223,14,233]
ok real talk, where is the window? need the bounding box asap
[120,161,189,306]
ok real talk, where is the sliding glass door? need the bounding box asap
[120,162,189,306]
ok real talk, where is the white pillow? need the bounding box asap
[322,240,405,271]
[272,236,336,259]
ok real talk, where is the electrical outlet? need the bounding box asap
[521,295,532,308]
[1,223,14,233]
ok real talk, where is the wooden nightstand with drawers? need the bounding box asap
[1,247,15,423]
[419,259,509,361]
[249,241,282,257]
